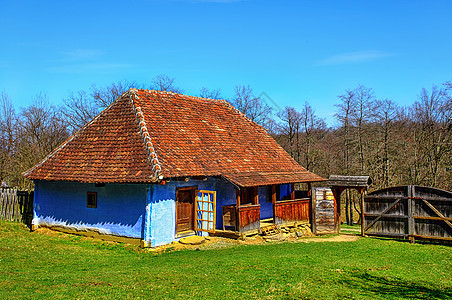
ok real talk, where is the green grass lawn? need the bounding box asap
[1,221,451,299]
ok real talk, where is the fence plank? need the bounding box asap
[421,199,452,231]
[364,198,402,232]
[1,188,33,226]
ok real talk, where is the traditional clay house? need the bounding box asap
[24,89,325,247]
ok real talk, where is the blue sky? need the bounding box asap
[1,0,451,125]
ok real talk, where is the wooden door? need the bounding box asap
[312,187,337,234]
[176,187,196,233]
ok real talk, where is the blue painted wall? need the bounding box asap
[34,178,289,247]
[145,178,219,246]
[259,186,273,220]
[214,178,236,229]
[280,184,291,200]
[33,180,146,238]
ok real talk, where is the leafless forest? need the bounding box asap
[1,76,450,201]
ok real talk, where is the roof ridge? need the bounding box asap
[128,89,163,181]
[136,89,227,103]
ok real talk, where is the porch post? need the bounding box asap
[236,189,241,207]
[332,187,342,234]
[235,189,241,232]
[307,182,312,197]
[271,185,277,203]
[271,185,277,223]
[253,187,259,205]
[290,183,295,200]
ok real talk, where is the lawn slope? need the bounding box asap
[0,221,451,299]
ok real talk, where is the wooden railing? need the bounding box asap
[274,198,310,224]
[222,204,261,232]
[237,204,260,232]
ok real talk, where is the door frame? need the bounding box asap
[175,186,198,234]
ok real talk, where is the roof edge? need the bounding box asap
[128,89,162,181]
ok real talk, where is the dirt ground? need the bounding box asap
[145,233,360,253]
[34,227,360,254]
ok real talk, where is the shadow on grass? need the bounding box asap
[367,236,452,247]
[340,271,452,299]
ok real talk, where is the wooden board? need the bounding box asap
[1,188,34,226]
[312,187,336,235]
[237,204,260,232]
[274,198,309,224]
[176,187,196,233]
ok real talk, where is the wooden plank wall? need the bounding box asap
[237,204,260,232]
[363,185,451,242]
[274,198,309,224]
[312,187,336,235]
[0,188,34,226]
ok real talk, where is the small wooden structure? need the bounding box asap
[363,185,452,243]
[327,175,372,233]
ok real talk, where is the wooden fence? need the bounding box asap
[0,188,34,226]
[362,185,451,242]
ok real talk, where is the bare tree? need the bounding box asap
[0,92,18,185]
[373,99,399,188]
[91,80,137,108]
[335,89,355,176]
[351,85,375,173]
[61,90,99,133]
[199,87,222,99]
[61,80,138,133]
[412,85,451,187]
[16,92,69,188]
[150,74,184,94]
[230,85,272,128]
[299,101,326,172]
[277,106,300,159]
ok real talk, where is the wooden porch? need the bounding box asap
[218,183,312,235]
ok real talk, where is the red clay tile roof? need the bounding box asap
[24,89,325,186]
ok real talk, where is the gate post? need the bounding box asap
[311,188,317,235]
[407,185,415,243]
[361,192,365,237]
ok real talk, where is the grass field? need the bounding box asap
[0,221,451,299]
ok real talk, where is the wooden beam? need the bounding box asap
[271,185,277,224]
[361,193,365,237]
[236,189,241,208]
[271,185,277,204]
[253,187,259,205]
[422,199,452,231]
[332,187,342,233]
[290,183,295,200]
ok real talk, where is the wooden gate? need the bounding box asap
[363,185,451,242]
[0,188,34,226]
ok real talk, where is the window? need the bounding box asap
[87,192,97,208]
